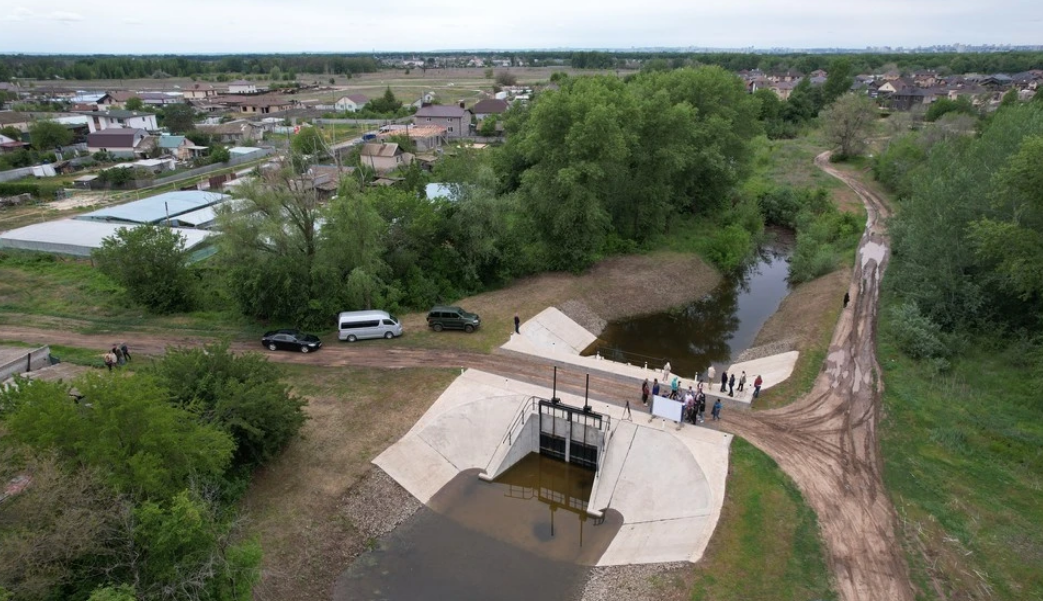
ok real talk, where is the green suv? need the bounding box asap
[426,305,481,333]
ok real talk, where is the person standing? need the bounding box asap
[698,394,706,423]
[712,399,722,421]
[671,376,680,397]
[652,378,660,399]
[720,370,728,393]
[707,365,716,387]
[728,373,735,397]
[641,379,650,406]
[112,345,124,366]
[662,361,672,382]
[844,292,851,309]
[623,397,632,420]
[120,342,131,362]
[753,375,763,399]
[514,314,521,334]
[104,352,116,372]
[738,371,746,393]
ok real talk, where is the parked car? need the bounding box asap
[426,305,481,333]
[337,310,403,342]
[261,329,322,353]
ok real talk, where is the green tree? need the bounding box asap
[124,96,145,111]
[477,115,499,137]
[87,585,137,601]
[925,96,976,122]
[1000,88,1019,108]
[820,93,878,159]
[483,67,493,79]
[367,86,402,114]
[494,71,518,87]
[821,58,854,105]
[290,126,327,157]
[0,126,21,141]
[1,375,234,500]
[28,120,72,151]
[93,225,195,313]
[783,77,818,122]
[161,102,196,133]
[209,144,230,163]
[151,343,307,469]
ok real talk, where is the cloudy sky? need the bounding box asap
[2,0,1041,53]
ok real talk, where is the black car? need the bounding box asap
[261,329,322,353]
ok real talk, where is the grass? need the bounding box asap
[878,309,1043,601]
[685,438,836,601]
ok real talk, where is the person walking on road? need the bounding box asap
[641,379,650,406]
[514,315,521,334]
[120,342,131,362]
[712,399,722,421]
[720,370,728,393]
[623,397,633,420]
[662,361,672,382]
[844,292,851,308]
[728,373,735,396]
[753,375,763,399]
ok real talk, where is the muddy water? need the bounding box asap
[586,240,793,379]
[333,455,622,601]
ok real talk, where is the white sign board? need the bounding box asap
[651,394,683,423]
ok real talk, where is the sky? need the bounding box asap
[2,0,1042,54]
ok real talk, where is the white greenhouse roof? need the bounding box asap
[75,190,229,225]
[0,219,211,258]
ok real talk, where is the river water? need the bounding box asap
[585,240,793,379]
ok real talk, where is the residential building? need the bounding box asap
[376,124,447,152]
[156,135,201,160]
[0,111,32,133]
[471,98,509,121]
[228,80,259,94]
[359,143,413,173]
[183,83,218,101]
[137,91,183,106]
[86,128,151,159]
[75,110,158,133]
[413,103,471,138]
[334,94,370,112]
[100,91,138,109]
[196,120,268,144]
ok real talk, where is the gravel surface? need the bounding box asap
[339,468,421,541]
[735,338,798,363]
[559,299,608,337]
[578,563,691,601]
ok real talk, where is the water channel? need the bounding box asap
[584,237,794,379]
[334,455,621,601]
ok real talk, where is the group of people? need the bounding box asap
[708,365,764,399]
[640,377,723,423]
[103,343,131,371]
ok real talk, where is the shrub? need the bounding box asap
[700,224,753,271]
[789,237,839,283]
[887,301,952,365]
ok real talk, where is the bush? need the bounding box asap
[789,237,839,283]
[0,181,63,200]
[700,224,753,271]
[887,301,952,365]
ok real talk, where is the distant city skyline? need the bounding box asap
[2,0,1042,54]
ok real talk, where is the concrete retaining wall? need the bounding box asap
[483,414,538,480]
[0,346,51,381]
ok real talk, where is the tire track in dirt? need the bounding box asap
[4,151,912,601]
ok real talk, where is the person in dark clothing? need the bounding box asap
[753,375,763,399]
[720,371,728,393]
[641,379,650,405]
[120,343,131,362]
[728,374,735,396]
[844,292,850,308]
[514,315,521,334]
[652,379,660,398]
[698,395,706,423]
[712,399,722,421]
[111,345,124,366]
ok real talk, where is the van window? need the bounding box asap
[382,319,395,326]
[341,320,380,329]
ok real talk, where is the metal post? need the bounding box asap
[583,374,591,412]
[551,366,560,403]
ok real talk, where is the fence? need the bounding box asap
[148,148,274,188]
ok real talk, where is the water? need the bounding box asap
[586,240,793,378]
[334,456,622,601]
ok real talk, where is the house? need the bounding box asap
[0,111,32,133]
[220,95,295,114]
[86,128,151,159]
[471,98,509,121]
[334,94,370,113]
[0,133,29,153]
[100,91,138,109]
[413,103,471,138]
[183,83,218,101]
[377,124,447,152]
[155,135,200,160]
[769,80,799,100]
[196,120,268,144]
[359,143,413,173]
[74,110,158,133]
[228,80,259,94]
[137,91,183,106]
[809,69,828,79]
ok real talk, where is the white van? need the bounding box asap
[337,310,403,342]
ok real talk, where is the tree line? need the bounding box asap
[0,55,380,81]
[0,344,307,600]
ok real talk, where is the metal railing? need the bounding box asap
[482,396,539,476]
[588,344,666,370]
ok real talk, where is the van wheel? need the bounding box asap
[464,325,475,333]
[347,334,357,342]
[432,323,443,332]
[384,331,394,339]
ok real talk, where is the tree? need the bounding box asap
[367,86,402,114]
[209,144,230,164]
[93,225,195,313]
[494,71,517,87]
[0,126,21,141]
[151,343,307,469]
[925,96,976,122]
[821,58,854,105]
[477,116,499,137]
[87,585,137,601]
[162,103,196,134]
[821,93,877,159]
[1,374,234,500]
[1000,88,1019,108]
[124,96,145,111]
[783,77,819,122]
[483,68,493,79]
[290,126,327,157]
[28,120,72,151]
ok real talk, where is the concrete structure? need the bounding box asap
[374,368,733,566]
[0,219,210,257]
[0,345,51,382]
[75,190,228,225]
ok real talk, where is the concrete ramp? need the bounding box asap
[516,306,598,354]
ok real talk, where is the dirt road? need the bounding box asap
[4,152,912,601]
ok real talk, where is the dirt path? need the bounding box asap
[711,151,910,601]
[4,152,912,601]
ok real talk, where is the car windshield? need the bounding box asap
[389,315,399,324]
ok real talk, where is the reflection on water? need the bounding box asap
[334,456,622,601]
[586,240,793,378]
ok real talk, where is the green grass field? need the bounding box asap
[687,438,836,600]
[878,305,1043,600]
